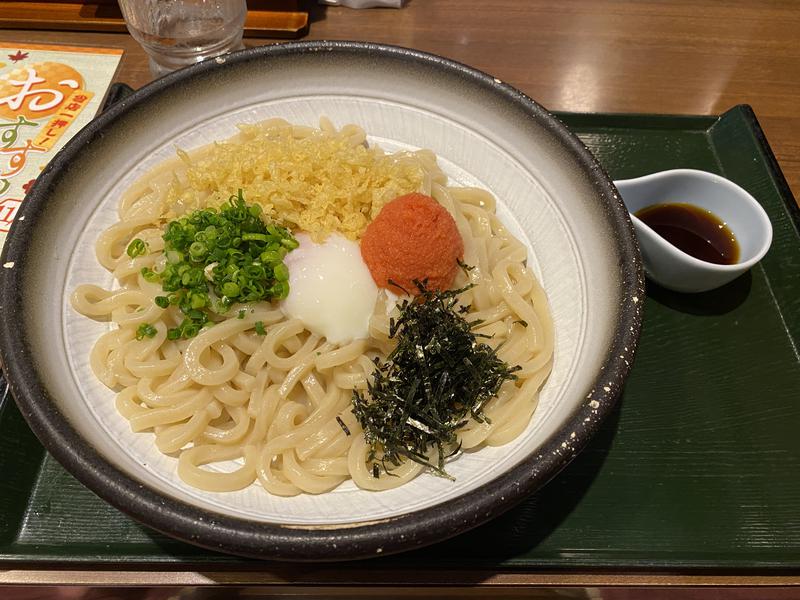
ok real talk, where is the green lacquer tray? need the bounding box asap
[1,104,798,574]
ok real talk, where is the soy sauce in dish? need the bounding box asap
[635,202,739,265]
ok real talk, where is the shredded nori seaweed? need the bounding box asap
[352,279,520,479]
[336,416,351,436]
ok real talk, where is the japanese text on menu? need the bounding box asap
[0,45,122,242]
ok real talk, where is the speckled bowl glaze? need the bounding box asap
[0,41,643,561]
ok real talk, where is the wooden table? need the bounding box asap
[1,1,799,595]
[1,0,797,201]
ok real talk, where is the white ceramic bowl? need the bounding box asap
[0,42,643,560]
[616,169,773,293]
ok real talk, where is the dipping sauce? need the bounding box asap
[635,202,739,265]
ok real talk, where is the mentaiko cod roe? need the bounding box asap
[360,193,464,293]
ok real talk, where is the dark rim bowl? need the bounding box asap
[0,41,644,561]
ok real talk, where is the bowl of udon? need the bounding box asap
[0,41,643,560]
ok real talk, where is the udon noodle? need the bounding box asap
[71,118,554,496]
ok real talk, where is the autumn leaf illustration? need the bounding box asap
[8,50,29,63]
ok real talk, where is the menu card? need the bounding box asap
[0,42,123,250]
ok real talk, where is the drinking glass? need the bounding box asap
[118,0,247,77]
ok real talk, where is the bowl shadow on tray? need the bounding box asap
[645,271,752,316]
[371,394,625,569]
[129,398,624,568]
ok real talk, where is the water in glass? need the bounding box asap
[118,0,247,77]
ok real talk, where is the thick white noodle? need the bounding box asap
[71,120,554,496]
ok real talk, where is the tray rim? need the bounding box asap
[2,567,800,587]
[1,102,799,574]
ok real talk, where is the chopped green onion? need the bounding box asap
[254,321,266,335]
[189,241,207,259]
[273,263,289,282]
[126,238,147,258]
[221,281,240,297]
[270,281,289,299]
[140,267,161,283]
[242,233,268,242]
[260,250,281,264]
[135,323,157,340]
[151,190,297,339]
[190,293,206,309]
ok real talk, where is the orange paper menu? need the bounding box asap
[0,43,123,249]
